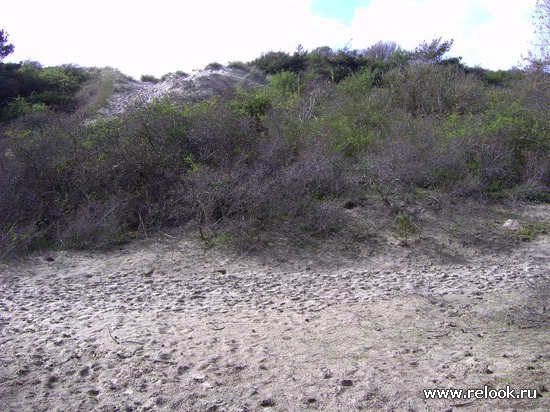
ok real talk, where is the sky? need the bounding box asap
[1,0,539,80]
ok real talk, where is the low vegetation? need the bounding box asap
[0,35,549,260]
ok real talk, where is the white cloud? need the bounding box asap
[0,0,538,78]
[346,0,537,69]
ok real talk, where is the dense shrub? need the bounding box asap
[0,62,91,121]
[362,114,469,191]
[318,73,391,156]
[185,133,350,245]
[205,62,224,71]
[471,68,524,87]
[251,48,308,74]
[384,63,487,117]
[307,47,368,82]
[140,74,160,83]
[227,61,249,71]
[1,40,549,258]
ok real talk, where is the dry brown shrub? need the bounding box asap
[385,64,487,117]
[364,114,471,193]
[57,197,130,249]
[181,131,351,246]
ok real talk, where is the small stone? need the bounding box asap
[341,379,353,387]
[141,268,155,278]
[193,375,205,383]
[260,398,276,407]
[502,219,521,230]
[484,367,494,374]
[46,375,58,388]
[108,380,121,391]
[158,352,171,361]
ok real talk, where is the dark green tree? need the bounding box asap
[251,45,308,74]
[0,30,15,61]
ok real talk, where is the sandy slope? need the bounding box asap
[96,67,265,119]
[0,206,549,412]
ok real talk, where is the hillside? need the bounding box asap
[1,47,548,257]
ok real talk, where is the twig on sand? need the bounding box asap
[450,401,474,407]
[106,327,144,345]
[107,326,119,344]
[151,359,178,365]
[427,330,451,339]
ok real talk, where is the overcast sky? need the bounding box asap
[1,0,538,79]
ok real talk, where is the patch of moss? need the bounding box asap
[517,221,550,241]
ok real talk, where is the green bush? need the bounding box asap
[206,62,224,71]
[483,89,549,151]
[6,96,48,118]
[227,61,249,71]
[234,88,272,122]
[476,69,524,86]
[251,48,307,74]
[306,47,370,82]
[0,62,90,121]
[140,74,160,83]
[268,71,302,95]
[316,77,390,156]
[337,67,379,96]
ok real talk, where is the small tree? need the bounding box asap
[529,0,550,70]
[0,29,14,61]
[397,213,417,246]
[363,41,401,62]
[410,37,454,64]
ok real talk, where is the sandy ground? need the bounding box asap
[1,205,549,411]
